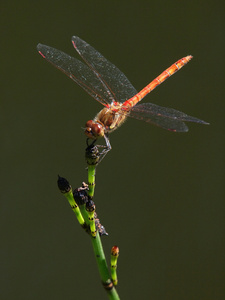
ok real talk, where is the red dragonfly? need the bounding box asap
[37,36,208,152]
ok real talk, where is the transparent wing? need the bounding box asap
[129,103,209,132]
[37,43,112,106]
[72,36,137,103]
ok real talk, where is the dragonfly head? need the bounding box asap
[85,120,104,139]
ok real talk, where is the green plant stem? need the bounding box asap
[64,190,85,226]
[79,204,90,224]
[91,232,120,300]
[88,165,96,198]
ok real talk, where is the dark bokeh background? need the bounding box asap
[1,1,224,299]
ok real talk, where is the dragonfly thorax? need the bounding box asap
[85,105,128,139]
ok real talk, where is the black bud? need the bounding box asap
[73,184,89,206]
[85,143,100,165]
[85,200,95,212]
[57,175,71,193]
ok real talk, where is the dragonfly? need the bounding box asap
[37,36,208,155]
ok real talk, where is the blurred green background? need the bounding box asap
[1,1,224,299]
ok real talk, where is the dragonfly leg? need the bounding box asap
[98,134,112,162]
[94,135,111,163]
[86,138,97,147]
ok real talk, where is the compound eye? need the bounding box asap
[92,123,103,137]
[85,120,93,128]
[85,120,104,139]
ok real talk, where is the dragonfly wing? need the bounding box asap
[37,43,113,106]
[130,103,209,132]
[72,36,138,103]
